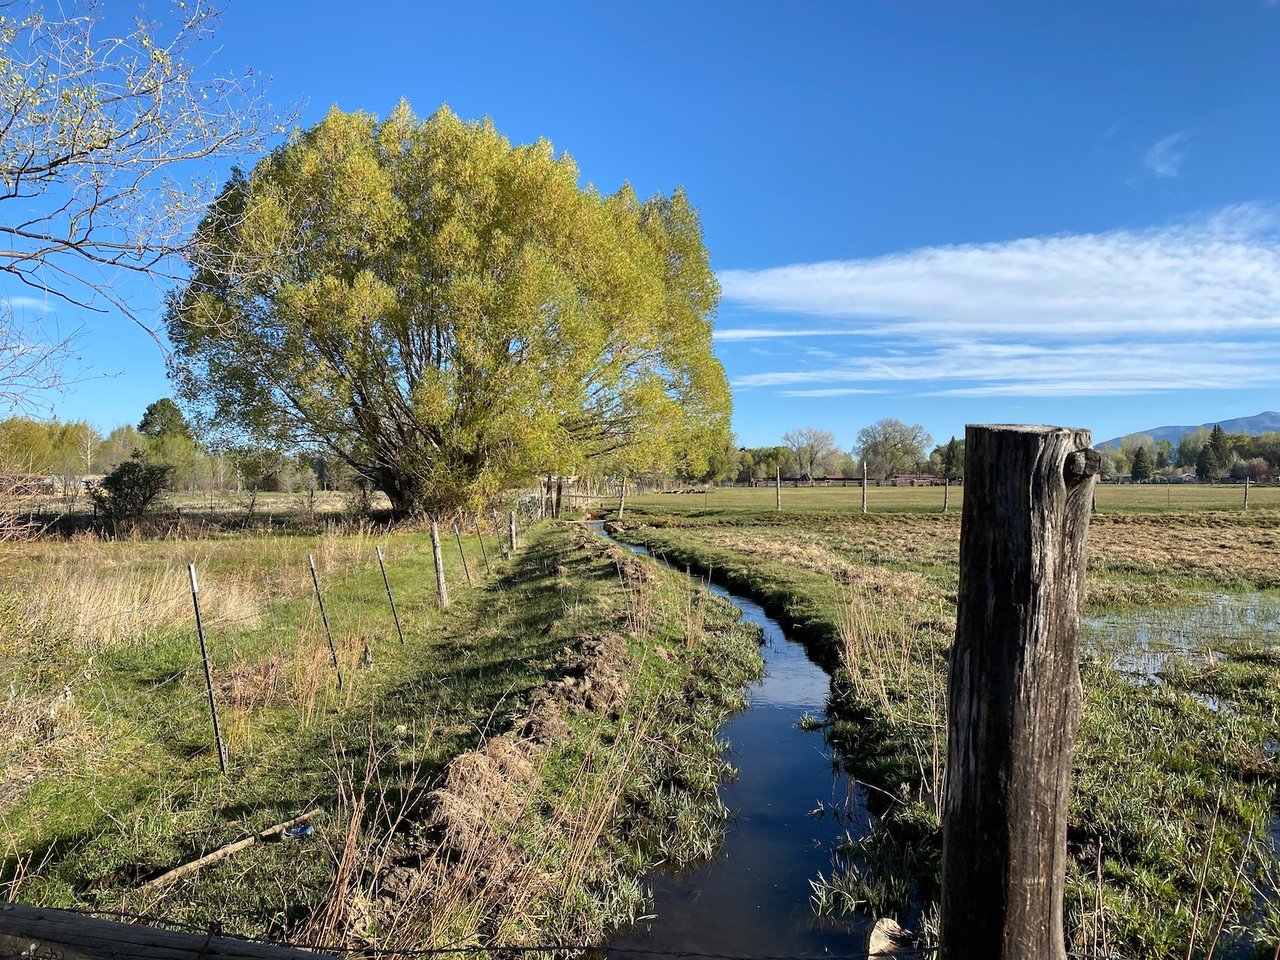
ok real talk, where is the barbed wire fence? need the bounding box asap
[4,505,536,825]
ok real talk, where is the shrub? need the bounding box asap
[91,451,172,526]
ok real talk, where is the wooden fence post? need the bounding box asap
[430,519,449,608]
[941,424,1099,960]
[1244,476,1250,511]
[942,477,950,513]
[509,510,518,553]
[861,460,868,514]
[188,565,227,775]
[619,477,627,518]
[776,466,781,512]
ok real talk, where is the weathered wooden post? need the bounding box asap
[429,519,449,608]
[941,424,1099,960]
[509,510,518,552]
[776,466,781,512]
[188,565,227,774]
[619,477,627,518]
[861,460,868,514]
[554,479,563,519]
[1244,476,1250,511]
[942,477,950,513]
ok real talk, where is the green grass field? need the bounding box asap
[601,495,1280,955]
[609,480,1276,516]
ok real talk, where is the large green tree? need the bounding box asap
[1130,445,1153,482]
[139,398,194,440]
[167,104,730,517]
[856,418,932,479]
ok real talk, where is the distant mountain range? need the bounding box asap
[1101,411,1280,449]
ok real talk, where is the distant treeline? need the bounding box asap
[1099,425,1280,480]
[0,400,357,495]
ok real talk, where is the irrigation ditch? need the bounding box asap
[597,506,1280,958]
[585,520,880,956]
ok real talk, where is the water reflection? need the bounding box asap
[587,522,871,957]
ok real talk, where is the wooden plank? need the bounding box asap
[940,424,1099,960]
[0,903,336,959]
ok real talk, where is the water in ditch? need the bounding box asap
[586,522,873,957]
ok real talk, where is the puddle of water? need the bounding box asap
[1085,591,1280,956]
[1083,592,1280,680]
[587,522,873,956]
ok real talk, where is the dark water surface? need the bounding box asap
[587,522,871,958]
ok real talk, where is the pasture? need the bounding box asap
[634,480,1276,516]
[603,491,1280,956]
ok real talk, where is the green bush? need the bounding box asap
[91,451,172,525]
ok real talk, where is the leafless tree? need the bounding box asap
[781,426,837,482]
[0,0,293,401]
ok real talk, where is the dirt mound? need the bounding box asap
[366,618,636,932]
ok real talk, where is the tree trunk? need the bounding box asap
[941,425,1099,960]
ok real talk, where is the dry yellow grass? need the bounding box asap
[13,559,263,650]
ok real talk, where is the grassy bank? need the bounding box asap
[605,505,1280,958]
[2,520,762,950]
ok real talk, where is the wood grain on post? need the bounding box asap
[429,519,449,608]
[861,460,868,514]
[776,466,781,511]
[941,424,1099,960]
[619,477,627,518]
[0,903,335,959]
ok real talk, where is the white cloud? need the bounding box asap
[714,327,850,341]
[721,208,1280,337]
[4,296,54,314]
[732,341,1268,396]
[777,387,884,397]
[718,207,1280,399]
[1144,130,1193,178]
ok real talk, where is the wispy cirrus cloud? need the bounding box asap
[1144,130,1193,178]
[3,295,54,314]
[717,205,1280,399]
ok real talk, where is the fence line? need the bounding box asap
[8,508,534,799]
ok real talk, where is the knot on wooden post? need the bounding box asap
[1064,448,1101,483]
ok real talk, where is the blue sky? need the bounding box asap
[11,0,1280,451]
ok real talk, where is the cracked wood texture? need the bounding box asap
[940,425,1099,960]
[0,903,335,959]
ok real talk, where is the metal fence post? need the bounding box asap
[189,564,227,774]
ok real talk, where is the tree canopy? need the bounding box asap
[781,426,837,480]
[138,399,192,440]
[1129,445,1153,482]
[167,103,730,517]
[856,418,932,479]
